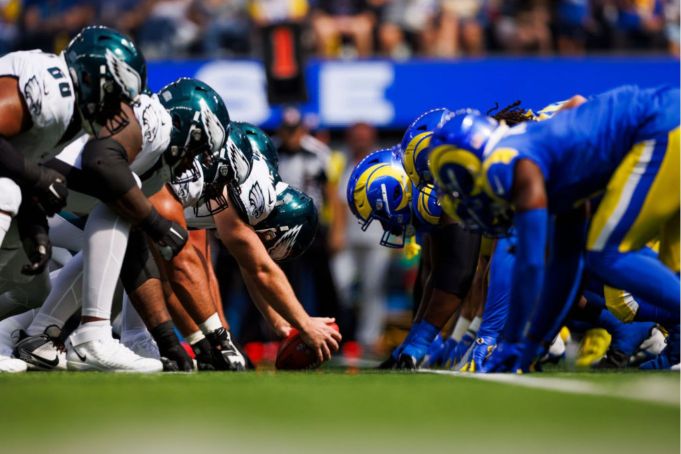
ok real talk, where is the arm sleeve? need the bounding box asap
[502,208,548,343]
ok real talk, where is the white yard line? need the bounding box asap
[422,369,680,407]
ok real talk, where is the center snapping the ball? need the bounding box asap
[275,323,340,370]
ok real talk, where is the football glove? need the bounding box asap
[461,336,496,373]
[16,202,51,275]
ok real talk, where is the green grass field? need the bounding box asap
[0,369,678,454]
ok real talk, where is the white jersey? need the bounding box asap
[131,93,173,196]
[0,50,78,162]
[55,94,172,214]
[183,155,281,230]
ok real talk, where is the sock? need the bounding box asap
[451,317,471,342]
[69,320,111,346]
[27,254,84,336]
[186,330,205,345]
[468,316,482,334]
[199,313,222,334]
[82,204,130,319]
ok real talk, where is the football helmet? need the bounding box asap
[428,109,498,197]
[158,78,230,183]
[346,146,413,247]
[65,26,146,134]
[400,108,450,189]
[254,184,318,261]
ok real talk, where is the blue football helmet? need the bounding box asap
[401,108,450,189]
[347,146,413,247]
[412,183,443,228]
[428,109,499,197]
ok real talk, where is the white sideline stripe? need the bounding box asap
[422,370,680,407]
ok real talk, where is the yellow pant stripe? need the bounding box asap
[587,140,656,251]
[619,128,680,258]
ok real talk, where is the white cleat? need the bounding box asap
[67,336,163,373]
[0,355,27,373]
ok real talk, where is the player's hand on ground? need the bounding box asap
[484,341,523,373]
[300,317,342,364]
[461,336,496,373]
[32,167,68,216]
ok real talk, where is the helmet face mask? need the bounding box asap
[159,78,231,186]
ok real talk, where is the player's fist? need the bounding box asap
[32,167,68,216]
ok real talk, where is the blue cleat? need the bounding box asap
[445,332,475,369]
[423,334,446,368]
[395,321,440,370]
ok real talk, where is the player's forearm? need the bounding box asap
[504,208,547,343]
[244,262,311,332]
[166,250,217,324]
[241,269,290,335]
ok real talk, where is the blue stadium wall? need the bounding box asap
[148,57,679,129]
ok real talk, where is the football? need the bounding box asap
[275,323,340,370]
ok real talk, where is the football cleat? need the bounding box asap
[596,322,663,369]
[206,328,246,371]
[445,332,474,369]
[640,324,680,370]
[13,326,67,371]
[0,314,30,373]
[67,335,163,373]
[575,328,611,367]
[422,334,446,368]
[540,333,566,365]
[395,354,419,370]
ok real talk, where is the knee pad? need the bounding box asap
[120,229,161,293]
[0,178,21,217]
[80,138,139,202]
[430,224,481,298]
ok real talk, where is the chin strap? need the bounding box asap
[404,235,421,260]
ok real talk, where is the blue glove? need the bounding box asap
[484,341,523,373]
[445,332,475,369]
[397,321,440,370]
[513,340,544,373]
[423,334,446,368]
[462,336,497,373]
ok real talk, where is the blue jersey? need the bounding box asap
[483,85,680,213]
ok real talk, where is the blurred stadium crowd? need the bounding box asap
[0,0,679,58]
